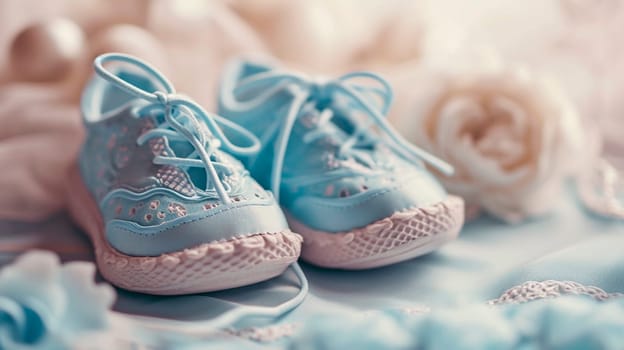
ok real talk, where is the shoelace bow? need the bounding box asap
[94,53,261,204]
[229,69,454,200]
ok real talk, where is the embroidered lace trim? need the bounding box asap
[577,158,624,219]
[226,323,300,342]
[487,280,624,305]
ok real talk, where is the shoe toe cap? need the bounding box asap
[287,170,448,232]
[105,197,289,256]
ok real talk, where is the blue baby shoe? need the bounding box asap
[218,60,464,269]
[68,53,301,294]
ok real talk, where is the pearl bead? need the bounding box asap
[9,18,85,82]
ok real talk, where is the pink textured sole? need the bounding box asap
[287,195,464,269]
[65,167,302,295]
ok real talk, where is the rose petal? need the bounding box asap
[403,59,583,222]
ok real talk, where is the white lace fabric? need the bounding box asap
[577,158,624,219]
[487,280,624,305]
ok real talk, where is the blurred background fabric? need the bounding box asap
[0,1,622,348]
[0,0,622,221]
[1,0,622,122]
[0,1,621,214]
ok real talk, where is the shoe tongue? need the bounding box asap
[304,102,375,151]
[330,110,357,137]
[161,111,214,157]
[156,112,224,191]
[168,139,195,158]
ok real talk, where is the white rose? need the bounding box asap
[397,62,583,223]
